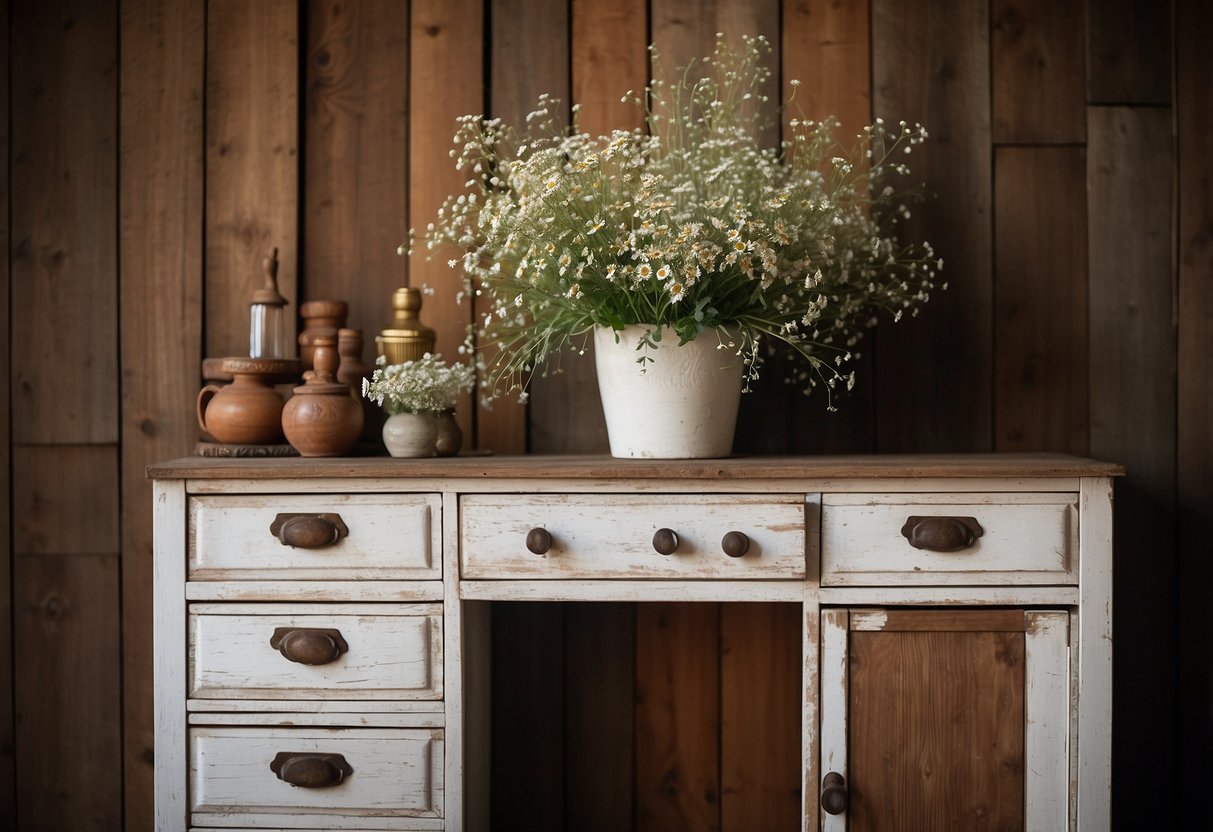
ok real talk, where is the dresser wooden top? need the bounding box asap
[147,453,1123,481]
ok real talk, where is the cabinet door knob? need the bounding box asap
[652,528,680,555]
[900,515,984,551]
[721,530,750,558]
[269,627,349,665]
[526,527,553,555]
[270,513,349,548]
[820,771,848,815]
[270,752,353,788]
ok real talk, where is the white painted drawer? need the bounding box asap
[821,493,1078,586]
[189,603,442,701]
[460,494,805,579]
[189,494,441,580]
[189,726,443,828]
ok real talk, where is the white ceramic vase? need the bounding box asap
[381,411,438,458]
[593,324,744,459]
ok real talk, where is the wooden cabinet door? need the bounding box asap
[819,609,1070,831]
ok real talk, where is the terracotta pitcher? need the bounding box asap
[197,358,292,445]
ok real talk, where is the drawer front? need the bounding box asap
[189,603,442,700]
[821,493,1078,586]
[190,726,443,823]
[189,494,441,580]
[461,494,806,579]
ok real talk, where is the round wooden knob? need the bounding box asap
[270,752,352,788]
[821,771,848,815]
[652,528,679,555]
[270,627,349,665]
[721,530,750,558]
[526,527,553,555]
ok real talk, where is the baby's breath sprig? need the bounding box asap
[362,354,475,415]
[417,34,940,409]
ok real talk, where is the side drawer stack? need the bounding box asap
[185,493,444,831]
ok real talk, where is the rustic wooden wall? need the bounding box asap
[1,0,1208,829]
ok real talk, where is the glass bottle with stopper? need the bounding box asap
[249,248,289,358]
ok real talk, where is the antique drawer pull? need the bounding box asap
[900,515,984,551]
[270,752,353,788]
[525,527,553,555]
[270,513,349,549]
[721,530,750,558]
[269,627,349,665]
[820,771,848,815]
[652,528,680,555]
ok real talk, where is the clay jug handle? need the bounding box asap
[197,384,223,435]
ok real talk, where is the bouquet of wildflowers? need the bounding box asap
[418,34,941,409]
[361,353,475,415]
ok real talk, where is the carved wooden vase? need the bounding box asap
[282,336,363,457]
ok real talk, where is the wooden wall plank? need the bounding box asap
[408,0,483,447]
[119,0,205,827]
[491,602,565,830]
[993,147,1088,453]
[992,0,1085,143]
[565,603,635,831]
[304,0,410,352]
[720,603,801,831]
[13,446,120,556]
[0,0,12,817]
[872,0,993,452]
[526,0,648,453]
[10,0,118,444]
[1087,104,1176,829]
[1086,0,1171,105]
[1177,1,1213,826]
[482,0,570,454]
[736,0,875,455]
[205,0,299,361]
[636,603,721,831]
[14,555,122,830]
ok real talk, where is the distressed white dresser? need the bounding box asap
[150,454,1120,831]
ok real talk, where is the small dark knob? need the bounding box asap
[821,771,848,815]
[526,527,553,555]
[721,530,750,558]
[652,528,679,555]
[270,752,352,788]
[900,516,984,551]
[270,627,349,665]
[270,513,349,548]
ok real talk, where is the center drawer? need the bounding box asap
[189,603,443,701]
[190,725,443,828]
[460,493,806,579]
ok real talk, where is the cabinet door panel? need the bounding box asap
[819,608,1070,831]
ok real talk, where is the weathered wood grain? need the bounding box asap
[636,603,721,831]
[1086,0,1171,105]
[10,0,118,444]
[13,446,120,556]
[991,0,1085,143]
[1177,1,1213,825]
[119,2,205,825]
[0,1,12,816]
[304,0,410,355]
[481,0,570,454]
[14,555,122,830]
[1087,104,1176,829]
[205,0,299,360]
[994,146,1088,453]
[408,0,483,446]
[872,0,993,452]
[565,603,636,831]
[491,602,565,829]
[848,624,1025,830]
[720,603,801,830]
